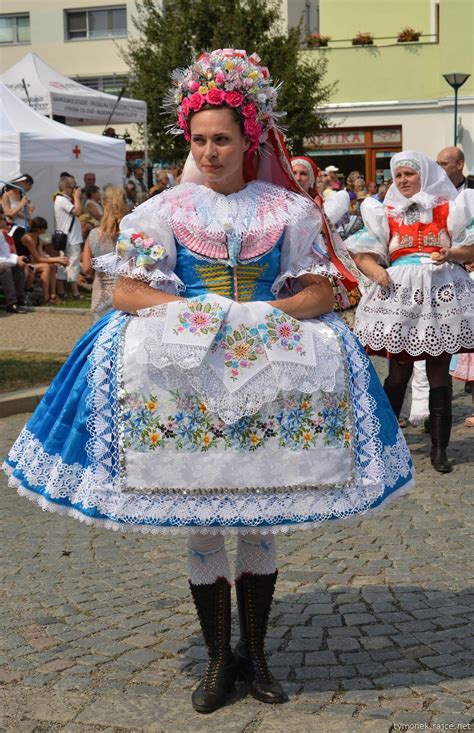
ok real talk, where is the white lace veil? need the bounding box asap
[383,151,457,219]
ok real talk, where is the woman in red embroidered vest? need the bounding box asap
[347,151,474,473]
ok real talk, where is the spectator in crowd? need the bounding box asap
[149,170,170,198]
[125,181,138,211]
[436,146,474,192]
[354,177,368,201]
[20,217,69,304]
[1,174,35,248]
[54,176,83,299]
[316,171,328,196]
[324,165,342,191]
[375,183,388,202]
[367,182,378,196]
[83,186,104,224]
[81,172,98,208]
[167,164,178,187]
[174,164,184,185]
[82,185,128,321]
[127,160,149,203]
[0,212,29,313]
[83,172,96,189]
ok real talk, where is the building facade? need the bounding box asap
[304,0,474,182]
[0,0,139,144]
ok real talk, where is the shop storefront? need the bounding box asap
[306,126,402,184]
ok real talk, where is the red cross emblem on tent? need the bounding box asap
[72,145,81,159]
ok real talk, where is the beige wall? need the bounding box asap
[0,0,137,77]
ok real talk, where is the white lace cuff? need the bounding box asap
[93,251,185,294]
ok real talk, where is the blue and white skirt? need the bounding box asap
[3,307,413,535]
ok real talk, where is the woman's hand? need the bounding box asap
[372,266,391,288]
[56,256,70,266]
[271,274,335,320]
[430,248,450,265]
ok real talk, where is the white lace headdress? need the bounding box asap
[384,150,457,219]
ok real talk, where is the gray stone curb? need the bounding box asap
[0,386,48,418]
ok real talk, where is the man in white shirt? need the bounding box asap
[54,177,83,298]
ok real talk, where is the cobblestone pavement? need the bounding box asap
[1,310,90,354]
[0,374,473,732]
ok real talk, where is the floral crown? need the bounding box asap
[167,49,281,158]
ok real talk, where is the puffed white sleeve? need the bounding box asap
[448,189,474,246]
[272,201,342,297]
[93,191,184,294]
[345,197,390,265]
[323,190,350,226]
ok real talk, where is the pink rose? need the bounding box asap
[189,80,199,92]
[225,91,244,108]
[188,92,204,112]
[178,110,186,129]
[215,70,225,85]
[206,88,225,105]
[244,118,263,140]
[181,97,190,115]
[241,102,257,118]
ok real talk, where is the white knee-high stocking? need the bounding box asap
[187,533,231,585]
[235,532,277,578]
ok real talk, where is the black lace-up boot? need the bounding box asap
[189,578,236,713]
[429,386,453,473]
[234,571,286,704]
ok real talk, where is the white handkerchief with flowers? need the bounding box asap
[131,294,341,423]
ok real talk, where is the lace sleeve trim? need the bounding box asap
[93,252,185,293]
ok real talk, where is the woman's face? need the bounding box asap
[292,164,310,193]
[92,189,101,202]
[395,166,421,198]
[190,107,250,194]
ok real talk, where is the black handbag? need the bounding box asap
[51,213,75,251]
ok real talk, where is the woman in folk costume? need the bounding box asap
[3,50,413,713]
[347,151,474,473]
[291,155,360,327]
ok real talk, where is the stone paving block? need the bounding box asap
[35,658,76,674]
[327,637,360,652]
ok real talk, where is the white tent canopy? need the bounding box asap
[1,52,146,125]
[0,81,126,232]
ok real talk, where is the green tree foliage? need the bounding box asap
[124,0,334,160]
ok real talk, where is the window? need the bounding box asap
[73,75,129,95]
[0,14,30,44]
[65,6,127,41]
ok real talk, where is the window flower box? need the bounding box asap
[352,32,374,46]
[397,26,422,42]
[307,33,331,48]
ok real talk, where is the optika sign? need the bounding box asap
[315,130,365,146]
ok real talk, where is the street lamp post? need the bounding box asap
[443,72,471,146]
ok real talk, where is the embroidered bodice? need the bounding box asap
[93,180,339,301]
[174,235,283,301]
[387,203,451,262]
